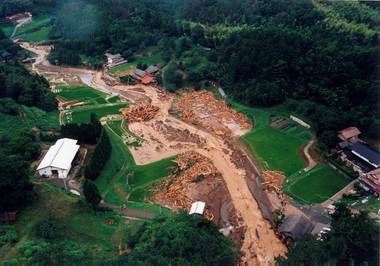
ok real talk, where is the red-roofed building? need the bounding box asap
[338,127,361,143]
[141,75,156,85]
[359,168,380,196]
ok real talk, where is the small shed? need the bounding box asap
[189,201,206,215]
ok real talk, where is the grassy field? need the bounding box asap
[285,164,351,204]
[15,15,53,43]
[232,100,308,176]
[18,26,52,43]
[109,63,135,75]
[57,85,108,105]
[64,103,128,124]
[0,183,137,261]
[0,15,54,42]
[243,127,306,176]
[95,123,174,215]
[228,99,349,204]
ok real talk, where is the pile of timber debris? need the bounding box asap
[122,104,159,123]
[262,170,286,201]
[150,152,218,220]
[173,90,251,137]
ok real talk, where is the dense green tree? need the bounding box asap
[0,154,33,211]
[276,235,328,266]
[119,212,236,265]
[84,128,111,180]
[82,179,102,210]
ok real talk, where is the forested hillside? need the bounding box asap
[0,28,57,213]
[46,0,380,148]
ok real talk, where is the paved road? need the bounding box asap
[100,202,156,219]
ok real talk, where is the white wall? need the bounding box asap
[38,165,71,179]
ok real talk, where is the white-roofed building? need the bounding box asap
[189,201,206,215]
[37,138,80,179]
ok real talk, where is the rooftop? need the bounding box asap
[338,127,361,141]
[37,138,80,171]
[134,69,147,77]
[189,201,205,215]
[351,142,380,168]
[279,215,314,240]
[141,75,155,84]
[145,65,160,74]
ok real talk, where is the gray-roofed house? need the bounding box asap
[130,68,147,81]
[145,65,160,75]
[279,215,314,241]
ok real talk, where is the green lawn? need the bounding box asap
[18,26,52,43]
[95,123,174,215]
[0,183,137,261]
[228,100,350,205]
[109,63,135,75]
[16,16,52,35]
[287,164,350,204]
[243,127,306,176]
[57,85,108,105]
[64,103,128,124]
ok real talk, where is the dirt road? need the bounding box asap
[303,137,317,171]
[22,42,286,265]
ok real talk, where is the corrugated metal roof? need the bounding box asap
[351,142,380,167]
[189,201,205,215]
[37,138,79,171]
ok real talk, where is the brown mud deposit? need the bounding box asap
[22,42,287,265]
[150,152,245,251]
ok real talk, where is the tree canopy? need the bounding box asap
[119,212,236,265]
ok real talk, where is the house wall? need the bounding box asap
[38,167,52,177]
[38,164,71,179]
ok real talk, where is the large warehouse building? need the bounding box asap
[37,138,80,179]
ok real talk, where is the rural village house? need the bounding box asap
[104,53,127,69]
[337,127,380,196]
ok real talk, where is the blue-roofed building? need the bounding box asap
[339,141,380,174]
